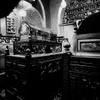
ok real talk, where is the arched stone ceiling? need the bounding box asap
[17,0,43,28]
[24,7,43,28]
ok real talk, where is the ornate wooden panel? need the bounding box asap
[63,0,100,25]
[69,55,100,100]
[5,53,68,100]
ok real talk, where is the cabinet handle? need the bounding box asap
[82,79,87,82]
[22,81,27,85]
[13,75,17,80]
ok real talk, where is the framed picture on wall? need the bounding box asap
[78,39,100,52]
[6,16,16,34]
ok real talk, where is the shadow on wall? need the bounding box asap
[0,53,5,69]
[77,12,100,34]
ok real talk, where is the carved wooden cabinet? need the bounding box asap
[13,40,62,55]
[69,55,100,100]
[5,53,68,100]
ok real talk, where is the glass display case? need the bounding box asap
[19,21,57,42]
[15,21,61,55]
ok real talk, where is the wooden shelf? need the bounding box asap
[59,22,75,26]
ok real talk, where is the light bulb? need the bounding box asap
[61,0,66,8]
[18,9,26,17]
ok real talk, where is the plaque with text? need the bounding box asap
[6,17,16,34]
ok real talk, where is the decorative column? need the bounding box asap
[57,0,66,36]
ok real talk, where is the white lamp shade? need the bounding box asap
[18,9,26,17]
[19,0,32,9]
[61,0,66,8]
